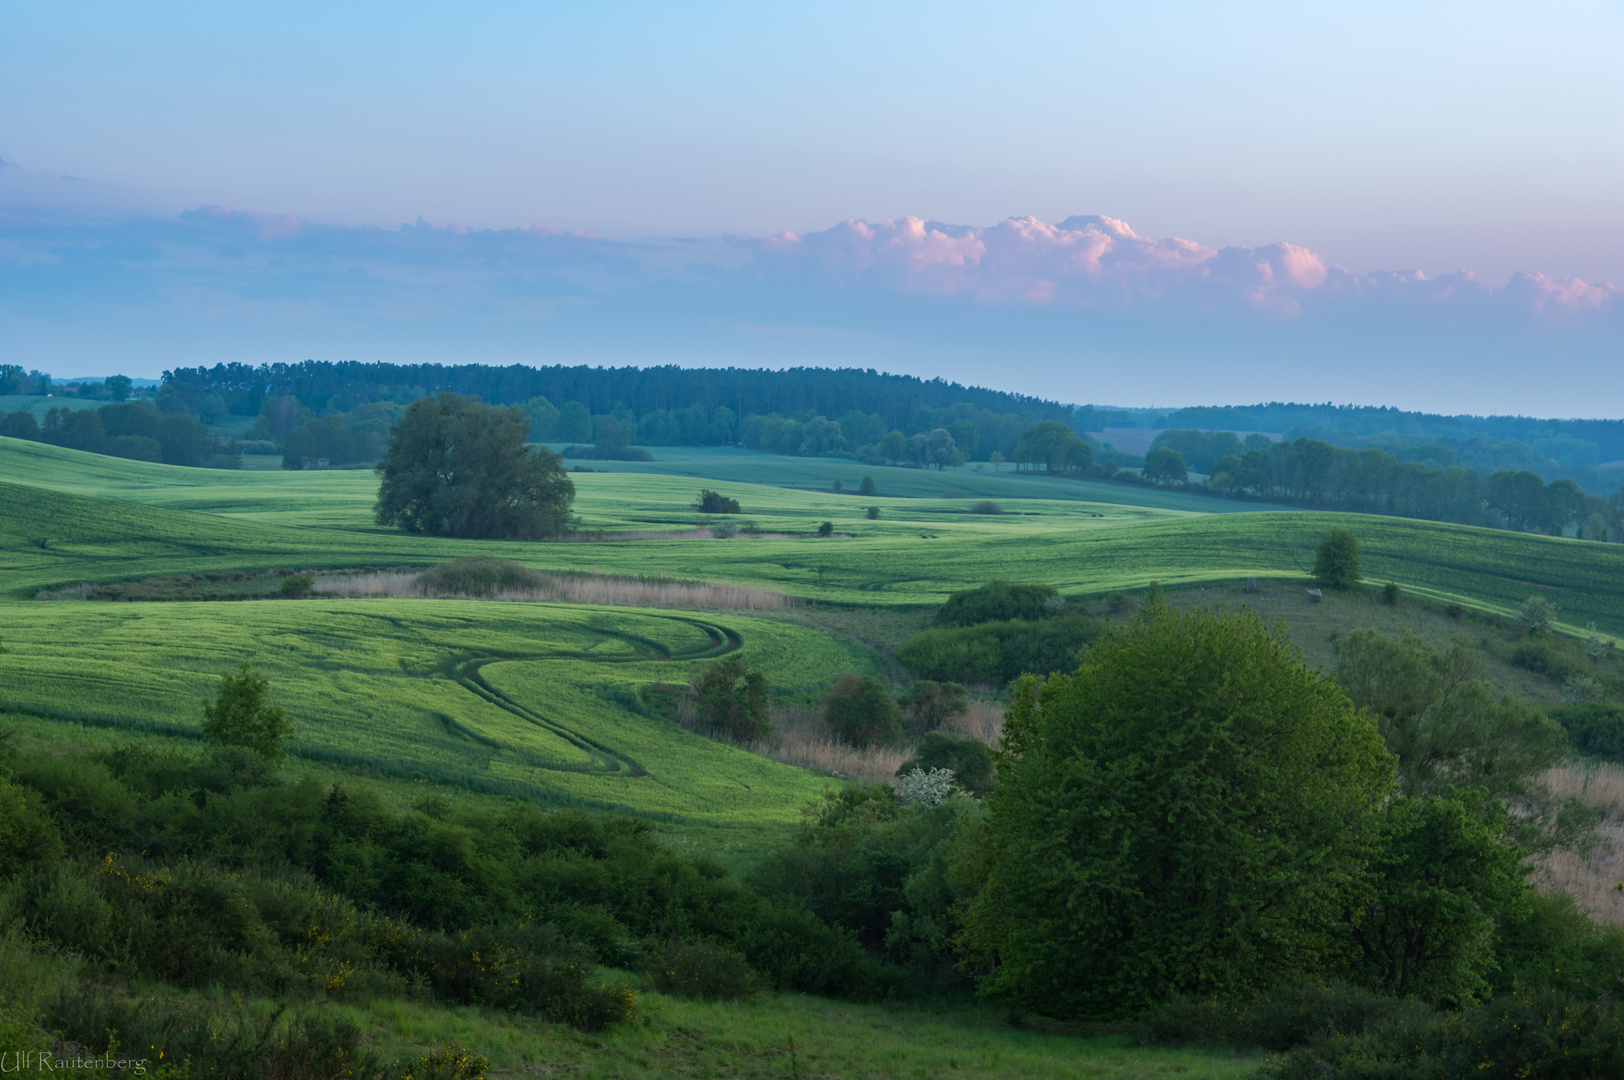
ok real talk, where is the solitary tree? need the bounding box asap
[693,489,741,514]
[1314,528,1362,589]
[691,655,772,740]
[202,662,297,764]
[859,475,878,496]
[958,604,1393,1018]
[824,672,904,748]
[1143,447,1187,486]
[374,393,575,539]
[105,374,133,403]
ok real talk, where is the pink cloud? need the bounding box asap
[762,214,1620,320]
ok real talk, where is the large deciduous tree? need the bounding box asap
[958,603,1393,1019]
[374,392,575,539]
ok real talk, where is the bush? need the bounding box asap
[1511,638,1585,682]
[651,940,759,1000]
[0,777,63,872]
[1105,591,1132,614]
[202,661,296,764]
[970,500,1002,515]
[935,579,1060,627]
[824,672,903,748]
[416,556,546,597]
[897,732,993,797]
[1314,528,1361,589]
[898,680,968,734]
[690,654,772,740]
[1549,702,1624,760]
[898,614,1107,686]
[1148,978,1424,1052]
[816,520,834,537]
[895,767,960,806]
[859,476,878,496]
[278,573,313,598]
[866,506,880,519]
[693,489,740,514]
[1518,594,1559,632]
[709,520,738,538]
[1382,581,1400,604]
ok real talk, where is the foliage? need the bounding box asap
[1382,580,1400,604]
[865,505,880,519]
[1511,636,1587,682]
[1254,990,1624,1080]
[201,661,297,764]
[970,500,1002,514]
[933,579,1060,627]
[1518,593,1559,632]
[690,654,772,740]
[416,555,548,596]
[1333,630,1570,800]
[1549,702,1624,760]
[1147,978,1430,1052]
[749,784,981,975]
[816,520,834,536]
[959,604,1394,1019]
[897,732,994,798]
[375,392,575,539]
[1143,447,1187,486]
[823,672,903,748]
[278,573,314,597]
[651,940,759,1000]
[896,767,961,806]
[859,475,878,496]
[1314,528,1362,589]
[898,613,1106,686]
[709,520,737,538]
[897,680,968,734]
[693,489,741,514]
[1343,794,1527,1005]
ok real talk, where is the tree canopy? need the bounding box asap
[374,393,575,539]
[960,602,1394,1018]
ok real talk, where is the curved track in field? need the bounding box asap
[442,612,740,778]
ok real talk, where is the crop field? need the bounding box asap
[0,598,870,823]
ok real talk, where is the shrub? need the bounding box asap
[278,573,313,598]
[1313,528,1361,589]
[866,506,880,519]
[898,680,969,733]
[1147,978,1424,1051]
[690,654,772,740]
[693,489,740,514]
[709,520,738,539]
[859,475,878,496]
[1518,594,1558,632]
[823,673,903,748]
[0,777,63,872]
[1105,591,1131,614]
[896,767,959,807]
[934,579,1061,627]
[651,941,759,1000]
[816,520,834,537]
[897,732,994,797]
[416,556,546,597]
[898,614,1107,686]
[202,661,296,764]
[1511,638,1585,683]
[1549,702,1624,760]
[1382,581,1400,605]
[970,500,1002,515]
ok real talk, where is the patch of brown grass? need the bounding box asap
[1531,760,1624,925]
[313,569,793,611]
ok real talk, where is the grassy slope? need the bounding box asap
[0,599,869,824]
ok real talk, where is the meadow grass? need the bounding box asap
[0,599,872,824]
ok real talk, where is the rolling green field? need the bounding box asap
[0,598,870,824]
[4,435,1622,634]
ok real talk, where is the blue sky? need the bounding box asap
[3,2,1623,413]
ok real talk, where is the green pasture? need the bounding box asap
[0,395,100,414]
[551,442,1276,513]
[0,599,870,824]
[4,464,1623,635]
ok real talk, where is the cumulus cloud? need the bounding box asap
[2,205,1621,413]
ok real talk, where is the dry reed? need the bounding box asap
[313,569,792,611]
[1530,761,1624,925]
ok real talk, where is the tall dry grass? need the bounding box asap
[1531,760,1624,925]
[313,569,792,611]
[747,706,912,786]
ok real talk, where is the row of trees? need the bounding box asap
[0,366,139,402]
[0,402,235,468]
[1138,431,1624,537]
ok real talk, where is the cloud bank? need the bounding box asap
[1,207,1619,415]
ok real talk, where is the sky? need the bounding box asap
[3,1,1623,415]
